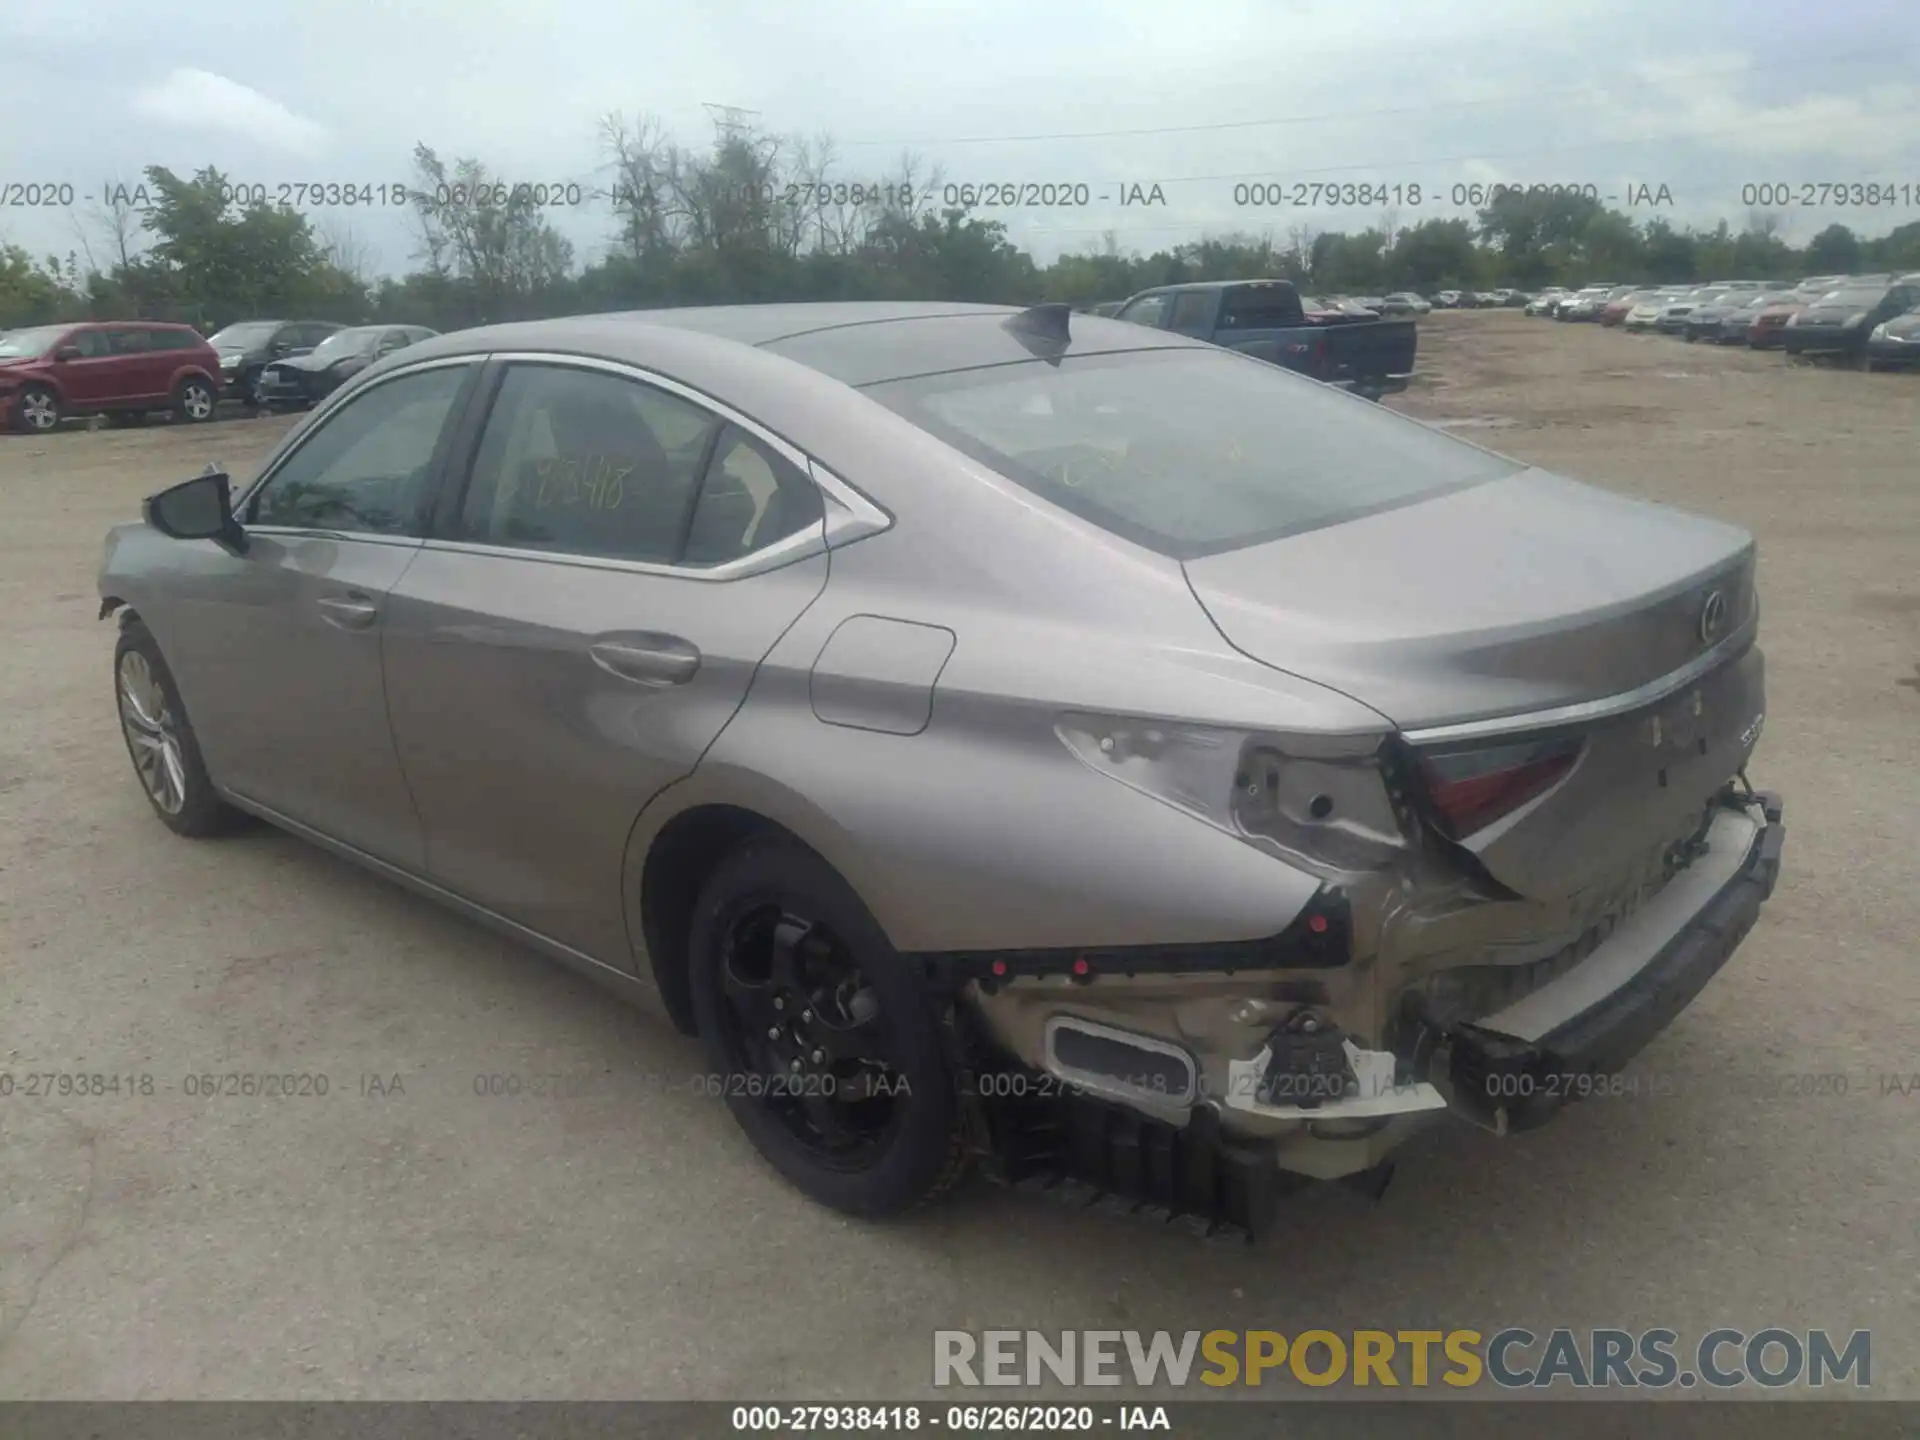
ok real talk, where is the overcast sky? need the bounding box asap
[3,0,1916,277]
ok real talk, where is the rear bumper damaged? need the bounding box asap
[926,787,1784,1232]
[1429,789,1783,1133]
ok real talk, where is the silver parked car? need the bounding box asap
[98,303,1785,1235]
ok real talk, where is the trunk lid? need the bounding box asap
[1184,468,1765,900]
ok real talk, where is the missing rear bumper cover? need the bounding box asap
[1424,790,1784,1133]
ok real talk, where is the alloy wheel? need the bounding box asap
[20,389,59,431]
[118,650,188,815]
[180,383,215,421]
[713,904,905,1167]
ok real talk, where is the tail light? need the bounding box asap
[1416,736,1582,839]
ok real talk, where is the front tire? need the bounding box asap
[114,620,239,837]
[687,836,971,1218]
[172,376,217,424]
[13,384,61,433]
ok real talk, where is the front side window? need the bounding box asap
[249,365,471,535]
[867,348,1521,559]
[69,330,112,358]
[1116,294,1170,328]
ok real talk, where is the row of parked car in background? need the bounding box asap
[1522,275,1920,367]
[1269,276,1920,369]
[0,317,441,433]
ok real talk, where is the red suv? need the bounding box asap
[0,321,223,433]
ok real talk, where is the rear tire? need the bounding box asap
[172,376,217,424]
[113,620,241,838]
[687,836,971,1218]
[13,384,61,433]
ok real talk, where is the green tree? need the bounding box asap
[1803,223,1862,275]
[0,246,82,326]
[137,165,366,327]
[1384,219,1481,290]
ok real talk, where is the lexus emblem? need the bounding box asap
[1699,589,1727,645]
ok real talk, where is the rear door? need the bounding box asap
[1165,291,1217,339]
[381,356,830,965]
[105,326,168,402]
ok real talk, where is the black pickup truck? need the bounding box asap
[1110,279,1418,398]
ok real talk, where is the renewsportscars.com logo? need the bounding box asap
[933,1328,1871,1390]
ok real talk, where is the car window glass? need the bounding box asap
[109,329,155,355]
[72,330,112,358]
[376,330,408,356]
[682,426,824,566]
[454,364,724,563]
[249,365,469,535]
[1166,292,1213,335]
[1116,294,1170,328]
[871,348,1522,560]
[1219,287,1302,329]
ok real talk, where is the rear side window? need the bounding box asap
[867,348,1521,559]
[682,426,823,567]
[1218,286,1303,329]
[455,365,821,567]
[455,364,720,562]
[1166,292,1213,335]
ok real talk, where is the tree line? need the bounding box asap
[4,115,1918,332]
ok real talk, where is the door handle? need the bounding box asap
[317,593,379,629]
[589,636,701,687]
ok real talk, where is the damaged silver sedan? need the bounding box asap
[98,301,1784,1235]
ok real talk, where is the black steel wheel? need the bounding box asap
[688,836,970,1216]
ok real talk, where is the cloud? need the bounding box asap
[129,68,328,157]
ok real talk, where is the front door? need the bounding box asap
[55,328,122,408]
[161,360,481,868]
[381,358,829,963]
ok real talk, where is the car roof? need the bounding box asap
[394,304,1208,390]
[1119,279,1296,296]
[71,319,201,331]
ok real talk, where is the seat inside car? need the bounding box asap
[491,387,690,559]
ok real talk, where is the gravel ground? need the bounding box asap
[1,312,1915,1400]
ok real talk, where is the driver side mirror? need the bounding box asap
[53,345,83,362]
[144,470,248,555]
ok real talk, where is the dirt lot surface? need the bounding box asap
[1,314,1916,1400]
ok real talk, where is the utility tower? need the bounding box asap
[703,104,761,142]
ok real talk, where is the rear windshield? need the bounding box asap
[864,349,1521,559]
